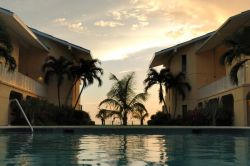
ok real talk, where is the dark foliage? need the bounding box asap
[148,104,233,126]
[215,107,234,126]
[0,22,16,71]
[220,26,250,85]
[147,111,172,125]
[182,108,210,126]
[42,56,73,107]
[10,98,94,126]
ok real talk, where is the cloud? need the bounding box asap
[131,21,149,30]
[165,28,185,39]
[108,8,150,30]
[54,17,87,33]
[118,70,134,74]
[129,0,139,5]
[110,11,122,20]
[94,20,124,27]
[133,0,161,12]
[131,24,139,31]
[106,1,164,30]
[54,18,66,23]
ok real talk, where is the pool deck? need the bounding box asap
[1,126,250,135]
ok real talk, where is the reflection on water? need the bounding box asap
[0,133,250,165]
[77,135,168,165]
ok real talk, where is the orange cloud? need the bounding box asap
[54,18,87,33]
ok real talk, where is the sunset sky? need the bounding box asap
[1,0,250,124]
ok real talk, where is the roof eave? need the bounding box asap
[30,28,91,55]
[0,8,49,52]
[13,15,49,52]
[150,32,214,68]
[197,10,250,54]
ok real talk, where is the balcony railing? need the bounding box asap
[198,70,244,99]
[0,64,47,97]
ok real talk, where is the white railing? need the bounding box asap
[198,72,244,99]
[10,99,33,133]
[0,64,46,97]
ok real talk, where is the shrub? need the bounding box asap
[215,106,234,126]
[147,111,172,125]
[10,98,94,126]
[147,109,210,126]
[147,103,233,126]
[182,108,210,126]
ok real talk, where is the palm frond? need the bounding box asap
[230,59,249,85]
[44,70,55,84]
[176,85,186,100]
[132,103,148,120]
[129,92,148,105]
[220,48,234,65]
[131,102,147,112]
[109,73,119,81]
[99,98,122,110]
[221,26,250,67]
[158,84,164,103]
[96,109,113,119]
[0,23,16,71]
[5,55,16,71]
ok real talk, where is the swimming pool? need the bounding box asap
[0,131,250,166]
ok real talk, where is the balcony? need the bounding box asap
[0,64,47,97]
[198,70,244,99]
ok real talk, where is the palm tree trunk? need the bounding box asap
[160,84,168,114]
[140,119,143,125]
[123,111,127,126]
[162,99,168,113]
[65,79,78,106]
[102,119,105,125]
[74,85,84,110]
[57,85,61,108]
[173,90,177,118]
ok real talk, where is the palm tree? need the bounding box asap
[99,72,148,126]
[42,56,72,107]
[144,67,171,113]
[0,23,16,71]
[167,72,191,118]
[220,26,250,66]
[65,59,101,106]
[230,59,249,85]
[96,109,111,125]
[110,110,123,125]
[219,26,250,85]
[73,59,103,109]
[132,107,148,125]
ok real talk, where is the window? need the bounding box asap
[181,55,187,73]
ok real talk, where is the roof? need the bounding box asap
[0,7,90,55]
[197,10,250,53]
[150,32,214,68]
[0,7,49,52]
[31,28,90,54]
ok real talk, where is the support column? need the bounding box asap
[234,99,247,126]
[0,91,10,126]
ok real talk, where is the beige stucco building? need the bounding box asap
[0,8,91,125]
[150,11,250,126]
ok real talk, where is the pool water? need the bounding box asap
[0,133,249,166]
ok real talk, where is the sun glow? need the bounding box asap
[101,40,167,61]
